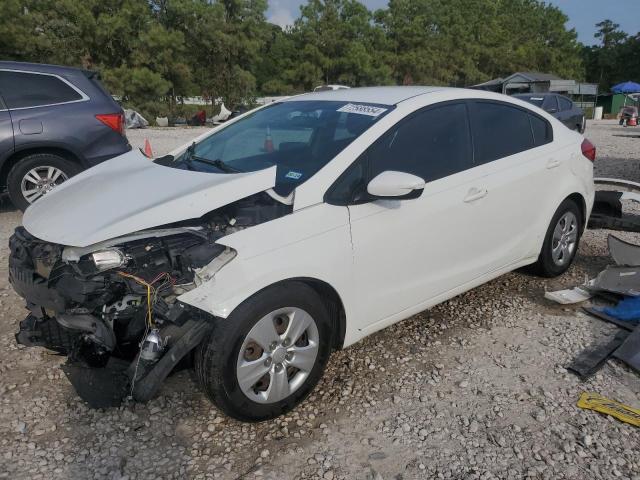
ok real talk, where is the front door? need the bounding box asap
[344,102,490,332]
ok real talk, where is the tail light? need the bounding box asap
[96,113,125,136]
[581,138,596,162]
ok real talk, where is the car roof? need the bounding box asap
[513,92,559,98]
[0,61,94,77]
[285,86,447,106]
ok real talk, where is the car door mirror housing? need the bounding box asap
[366,171,426,199]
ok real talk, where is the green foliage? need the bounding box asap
[0,0,595,110]
[583,20,639,91]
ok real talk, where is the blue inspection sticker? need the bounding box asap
[285,171,303,180]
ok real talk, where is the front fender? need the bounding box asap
[177,203,355,326]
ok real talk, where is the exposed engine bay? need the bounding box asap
[10,192,291,407]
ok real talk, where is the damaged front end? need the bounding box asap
[10,192,290,408]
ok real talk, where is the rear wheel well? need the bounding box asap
[0,147,82,189]
[566,192,587,230]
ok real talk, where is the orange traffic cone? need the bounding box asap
[144,138,154,158]
[264,126,274,153]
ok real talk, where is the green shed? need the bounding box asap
[597,93,639,116]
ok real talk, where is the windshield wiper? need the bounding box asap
[191,156,242,173]
[183,142,242,173]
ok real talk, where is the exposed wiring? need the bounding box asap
[116,270,175,400]
[115,271,176,328]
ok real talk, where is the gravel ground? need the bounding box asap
[1,120,639,480]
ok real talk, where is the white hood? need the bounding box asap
[23,150,277,247]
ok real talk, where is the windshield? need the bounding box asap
[514,95,544,107]
[173,100,393,196]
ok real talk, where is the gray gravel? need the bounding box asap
[1,121,640,479]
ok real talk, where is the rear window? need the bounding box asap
[558,96,573,111]
[0,71,84,109]
[471,101,534,164]
[529,114,553,147]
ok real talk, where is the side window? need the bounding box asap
[542,96,558,113]
[558,96,573,111]
[471,102,534,164]
[368,103,473,182]
[0,71,83,109]
[529,114,553,147]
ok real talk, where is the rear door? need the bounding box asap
[468,100,557,265]
[0,69,87,149]
[0,95,14,163]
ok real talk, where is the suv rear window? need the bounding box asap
[0,71,83,109]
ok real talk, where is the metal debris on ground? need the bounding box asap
[577,392,640,427]
[562,225,640,379]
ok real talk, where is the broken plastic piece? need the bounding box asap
[588,189,640,233]
[612,325,640,374]
[577,392,640,427]
[591,266,640,297]
[600,297,640,323]
[608,235,640,266]
[544,287,592,304]
[567,331,628,380]
[583,307,636,332]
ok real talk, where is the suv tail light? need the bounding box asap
[581,138,596,162]
[96,113,125,136]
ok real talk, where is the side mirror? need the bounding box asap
[367,171,426,199]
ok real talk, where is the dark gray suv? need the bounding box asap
[0,62,131,210]
[513,93,585,134]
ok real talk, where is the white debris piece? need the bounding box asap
[544,287,593,304]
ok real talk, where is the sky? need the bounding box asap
[266,0,640,45]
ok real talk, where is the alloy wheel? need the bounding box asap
[20,166,68,204]
[236,307,319,404]
[551,211,578,266]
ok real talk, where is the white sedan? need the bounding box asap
[11,87,595,420]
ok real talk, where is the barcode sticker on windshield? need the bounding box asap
[337,103,387,117]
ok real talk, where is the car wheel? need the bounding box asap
[195,281,332,421]
[530,199,582,278]
[7,153,80,211]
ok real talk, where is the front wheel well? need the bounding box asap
[0,147,82,189]
[240,278,347,351]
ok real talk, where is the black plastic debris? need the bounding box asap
[588,179,640,233]
[568,330,629,380]
[61,358,130,408]
[584,306,637,332]
[613,326,640,373]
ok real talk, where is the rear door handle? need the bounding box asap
[464,187,488,203]
[546,158,561,169]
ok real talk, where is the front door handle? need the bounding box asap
[464,187,488,203]
[546,158,561,169]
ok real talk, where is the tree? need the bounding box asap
[286,0,392,91]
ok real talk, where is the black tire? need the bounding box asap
[195,281,332,422]
[530,198,582,277]
[7,153,80,211]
